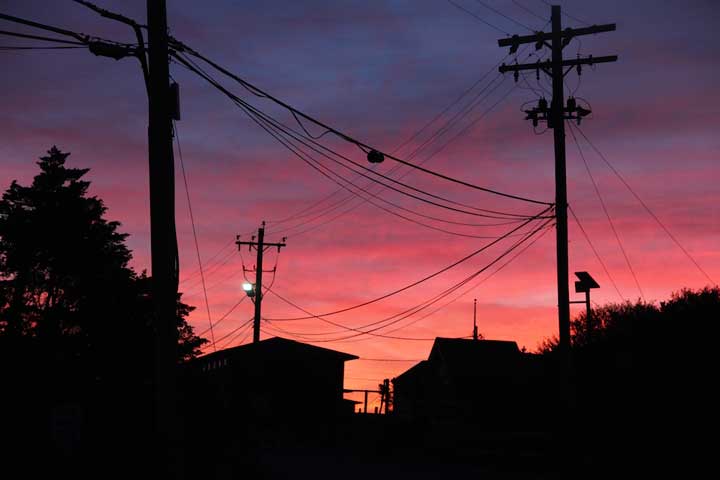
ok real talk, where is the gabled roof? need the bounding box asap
[429,338,521,377]
[195,336,358,364]
[429,338,520,363]
[392,360,429,383]
[394,338,523,382]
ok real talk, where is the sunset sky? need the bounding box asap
[2,0,718,410]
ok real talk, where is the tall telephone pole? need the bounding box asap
[147,0,181,476]
[497,5,616,353]
[237,222,287,343]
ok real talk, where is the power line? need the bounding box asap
[446,0,510,35]
[169,41,552,206]
[237,114,542,239]
[0,12,88,42]
[234,101,542,241]
[170,54,523,220]
[171,52,542,223]
[357,358,423,362]
[573,124,716,286]
[511,0,548,23]
[264,218,553,343]
[402,72,506,163]
[222,217,551,347]
[265,210,553,324]
[269,72,507,233]
[568,123,645,300]
[212,317,254,349]
[414,78,519,168]
[265,51,520,238]
[0,12,139,49]
[264,310,439,342]
[0,29,86,45]
[307,223,553,346]
[568,205,624,300]
[265,63,525,238]
[0,45,85,51]
[197,295,248,337]
[393,55,512,156]
[473,0,535,32]
[179,239,236,284]
[182,261,244,297]
[180,249,237,292]
[174,121,216,350]
[373,220,555,338]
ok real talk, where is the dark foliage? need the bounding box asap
[538,286,719,476]
[0,147,207,476]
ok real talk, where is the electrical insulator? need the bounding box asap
[509,35,519,54]
[538,97,548,112]
[88,41,132,60]
[566,97,576,112]
[525,111,539,127]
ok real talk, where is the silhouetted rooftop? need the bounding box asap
[193,336,358,366]
[394,338,521,382]
[429,337,520,363]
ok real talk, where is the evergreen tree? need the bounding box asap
[0,147,206,471]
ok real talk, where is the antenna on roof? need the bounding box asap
[473,299,478,341]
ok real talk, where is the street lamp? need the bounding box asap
[572,271,600,342]
[242,282,255,298]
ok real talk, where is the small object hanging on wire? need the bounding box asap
[367,149,385,164]
[87,40,133,60]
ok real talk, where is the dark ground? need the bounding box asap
[183,414,702,480]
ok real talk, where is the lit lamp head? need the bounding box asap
[242,282,255,297]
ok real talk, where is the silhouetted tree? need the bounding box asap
[538,286,718,353]
[0,146,205,360]
[537,287,719,475]
[0,147,206,472]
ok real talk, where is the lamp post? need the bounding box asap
[571,271,600,343]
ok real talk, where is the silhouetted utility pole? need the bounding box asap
[344,387,381,414]
[236,222,287,343]
[497,5,616,354]
[379,378,392,414]
[147,1,181,476]
[1,3,181,475]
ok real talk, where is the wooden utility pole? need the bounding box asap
[147,0,180,476]
[497,5,616,354]
[236,222,286,343]
[343,388,382,414]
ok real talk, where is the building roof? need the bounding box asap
[194,336,358,365]
[392,360,429,383]
[394,337,522,382]
[429,338,520,364]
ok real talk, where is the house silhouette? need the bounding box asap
[182,336,358,447]
[393,337,547,427]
